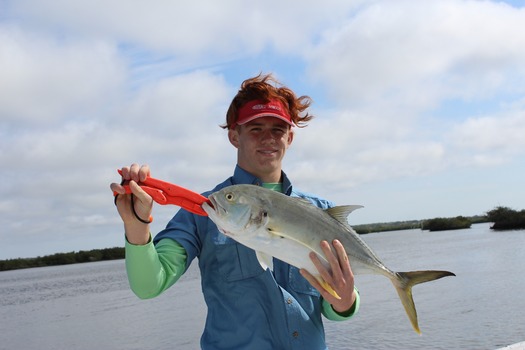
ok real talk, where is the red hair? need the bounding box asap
[222,73,314,129]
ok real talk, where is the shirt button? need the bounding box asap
[286,298,293,304]
[292,331,299,338]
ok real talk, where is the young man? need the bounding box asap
[111,74,359,350]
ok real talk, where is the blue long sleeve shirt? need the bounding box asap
[127,166,359,350]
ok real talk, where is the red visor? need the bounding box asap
[234,99,293,128]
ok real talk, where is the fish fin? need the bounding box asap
[256,251,274,271]
[325,205,364,228]
[391,270,455,334]
[319,279,341,300]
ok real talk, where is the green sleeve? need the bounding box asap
[321,287,360,321]
[125,235,187,299]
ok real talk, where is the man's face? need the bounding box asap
[228,116,294,182]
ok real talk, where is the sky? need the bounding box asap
[1,0,524,259]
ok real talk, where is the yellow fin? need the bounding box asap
[320,280,341,300]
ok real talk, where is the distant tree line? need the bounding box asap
[354,215,489,234]
[486,206,525,230]
[0,247,124,272]
[354,207,525,234]
[354,220,422,234]
[421,216,472,231]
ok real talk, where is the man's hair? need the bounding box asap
[222,73,314,129]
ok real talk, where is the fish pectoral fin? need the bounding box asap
[319,279,341,300]
[256,251,274,271]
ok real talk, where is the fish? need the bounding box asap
[202,184,455,334]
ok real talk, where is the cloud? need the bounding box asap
[288,108,447,194]
[306,0,525,111]
[0,25,126,125]
[285,0,525,197]
[448,106,525,165]
[0,26,236,257]
[119,71,230,130]
[8,0,378,67]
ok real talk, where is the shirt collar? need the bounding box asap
[232,165,293,195]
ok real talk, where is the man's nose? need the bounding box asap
[260,129,275,142]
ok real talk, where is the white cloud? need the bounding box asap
[448,108,525,166]
[0,25,125,124]
[120,71,230,131]
[306,0,525,111]
[286,0,525,197]
[10,0,372,62]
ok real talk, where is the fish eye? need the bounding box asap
[225,193,234,201]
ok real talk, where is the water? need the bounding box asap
[325,223,525,349]
[1,223,523,350]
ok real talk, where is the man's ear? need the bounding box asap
[228,128,240,149]
[287,128,294,147]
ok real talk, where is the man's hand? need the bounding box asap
[110,163,153,245]
[300,240,356,313]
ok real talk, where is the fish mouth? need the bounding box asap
[203,194,221,216]
[204,196,215,210]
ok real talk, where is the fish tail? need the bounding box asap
[320,279,342,300]
[391,270,455,334]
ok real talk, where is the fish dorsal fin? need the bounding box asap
[256,251,274,271]
[325,205,363,228]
